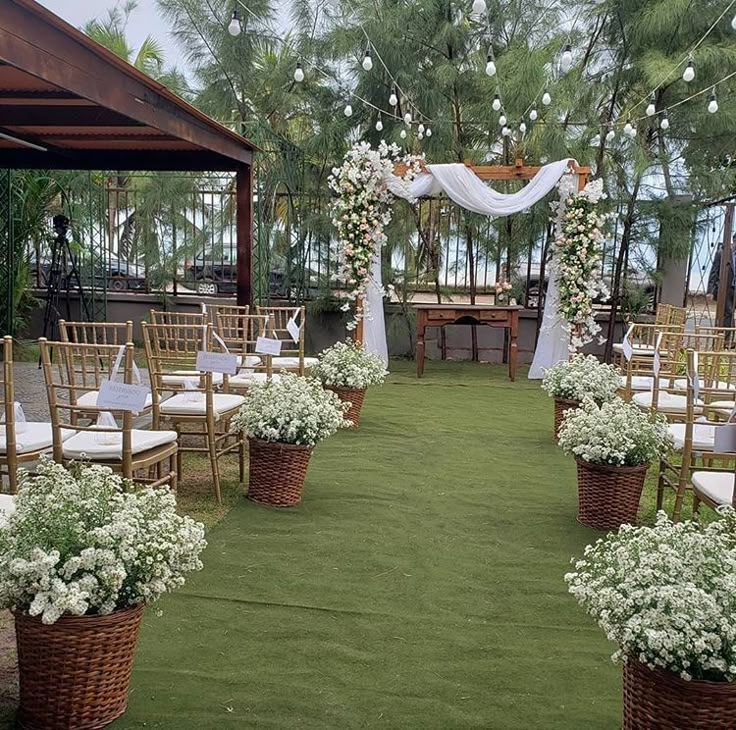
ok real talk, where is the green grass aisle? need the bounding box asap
[113,361,620,729]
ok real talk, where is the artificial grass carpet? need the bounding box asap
[113,361,620,729]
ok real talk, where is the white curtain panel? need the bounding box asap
[366,160,576,372]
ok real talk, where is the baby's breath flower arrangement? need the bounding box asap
[541,353,620,404]
[0,460,206,625]
[558,397,671,467]
[566,510,736,682]
[231,372,349,447]
[312,340,388,389]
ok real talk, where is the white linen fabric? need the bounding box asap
[77,391,154,409]
[270,356,319,369]
[691,471,734,506]
[62,429,177,460]
[160,392,245,416]
[378,159,576,372]
[0,422,75,454]
[229,373,283,387]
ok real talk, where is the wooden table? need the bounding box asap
[414,304,522,381]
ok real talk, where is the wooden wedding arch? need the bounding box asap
[355,157,591,343]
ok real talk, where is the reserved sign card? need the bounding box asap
[715,423,736,454]
[255,337,282,356]
[287,317,301,344]
[196,350,238,375]
[97,380,149,413]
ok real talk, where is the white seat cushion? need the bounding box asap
[706,399,736,417]
[618,375,669,391]
[229,372,282,387]
[674,379,736,392]
[62,429,177,460]
[159,392,245,416]
[613,343,655,356]
[270,356,318,369]
[668,423,716,451]
[161,371,224,387]
[77,391,153,410]
[0,494,16,527]
[633,391,703,413]
[692,471,734,506]
[0,422,75,455]
[236,355,261,368]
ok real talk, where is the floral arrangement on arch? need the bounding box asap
[0,460,206,625]
[329,141,424,330]
[566,510,736,682]
[551,179,610,351]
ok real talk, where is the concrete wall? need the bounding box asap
[23,291,625,364]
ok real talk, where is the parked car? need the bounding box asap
[30,255,146,292]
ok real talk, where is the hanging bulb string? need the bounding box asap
[627,0,736,115]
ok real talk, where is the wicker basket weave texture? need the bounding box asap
[553,398,579,442]
[14,604,144,730]
[325,385,366,426]
[575,459,648,530]
[247,437,312,507]
[623,658,736,729]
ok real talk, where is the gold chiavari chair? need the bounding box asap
[39,338,178,489]
[618,325,683,400]
[215,311,274,389]
[654,303,687,329]
[255,305,317,375]
[696,325,736,350]
[142,322,245,503]
[613,321,685,370]
[215,304,250,319]
[0,336,67,496]
[149,309,207,327]
[58,319,134,346]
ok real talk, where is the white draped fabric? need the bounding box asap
[367,159,576,375]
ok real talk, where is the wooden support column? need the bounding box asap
[236,164,252,307]
[716,203,735,327]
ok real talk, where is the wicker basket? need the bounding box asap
[575,458,648,530]
[247,437,313,507]
[14,604,144,730]
[325,385,366,426]
[553,398,580,441]
[623,658,736,729]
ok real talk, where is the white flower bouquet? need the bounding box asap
[231,372,349,447]
[566,510,736,682]
[541,354,620,403]
[558,397,671,467]
[312,340,388,389]
[0,460,206,625]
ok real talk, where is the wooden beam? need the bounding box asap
[716,203,735,327]
[236,164,253,307]
[0,106,145,126]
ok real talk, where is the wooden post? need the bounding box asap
[355,296,365,344]
[716,203,735,327]
[236,164,252,307]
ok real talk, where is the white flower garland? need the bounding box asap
[551,179,610,351]
[329,142,423,330]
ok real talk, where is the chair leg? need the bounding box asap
[175,425,183,484]
[656,459,666,511]
[672,455,692,523]
[692,493,702,516]
[207,424,222,505]
[170,452,178,494]
[238,433,246,484]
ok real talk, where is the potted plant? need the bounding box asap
[311,339,389,426]
[232,373,349,507]
[0,460,206,729]
[542,354,620,441]
[566,511,736,728]
[558,397,671,529]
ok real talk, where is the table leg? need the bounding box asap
[509,318,518,382]
[416,321,426,378]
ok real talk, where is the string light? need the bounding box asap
[400,129,407,139]
[485,55,497,77]
[646,96,656,116]
[418,124,425,134]
[375,116,383,132]
[560,44,573,73]
[472,0,486,17]
[499,113,507,126]
[344,104,353,117]
[426,127,432,137]
[623,121,634,137]
[519,121,527,134]
[418,131,424,140]
[362,50,373,72]
[708,90,719,113]
[228,10,242,36]
[682,58,695,83]
[660,111,670,130]
[542,90,552,106]
[492,95,502,112]
[389,92,398,107]
[732,13,736,29]
[529,109,538,121]
[404,111,412,125]
[293,63,304,83]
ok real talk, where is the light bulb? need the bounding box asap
[404,112,412,125]
[344,104,353,117]
[375,118,383,132]
[499,113,507,127]
[426,128,432,137]
[472,0,486,16]
[293,63,304,83]
[418,124,425,134]
[228,10,242,36]
[492,95,502,112]
[560,44,573,73]
[682,60,695,83]
[542,91,552,106]
[418,131,424,140]
[646,98,656,116]
[400,129,407,139]
[485,57,497,77]
[630,127,637,138]
[519,122,527,134]
[501,126,511,137]
[606,129,615,142]
[623,122,633,137]
[660,114,669,130]
[362,51,373,72]
[708,94,719,114]
[529,109,538,121]
[732,13,736,30]
[389,92,398,107]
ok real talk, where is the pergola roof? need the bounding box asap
[0,0,255,171]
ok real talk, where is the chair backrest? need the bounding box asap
[39,338,135,468]
[149,309,206,327]
[696,326,736,349]
[255,305,305,360]
[215,304,250,320]
[0,336,19,470]
[215,312,273,377]
[58,320,134,347]
[654,303,687,328]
